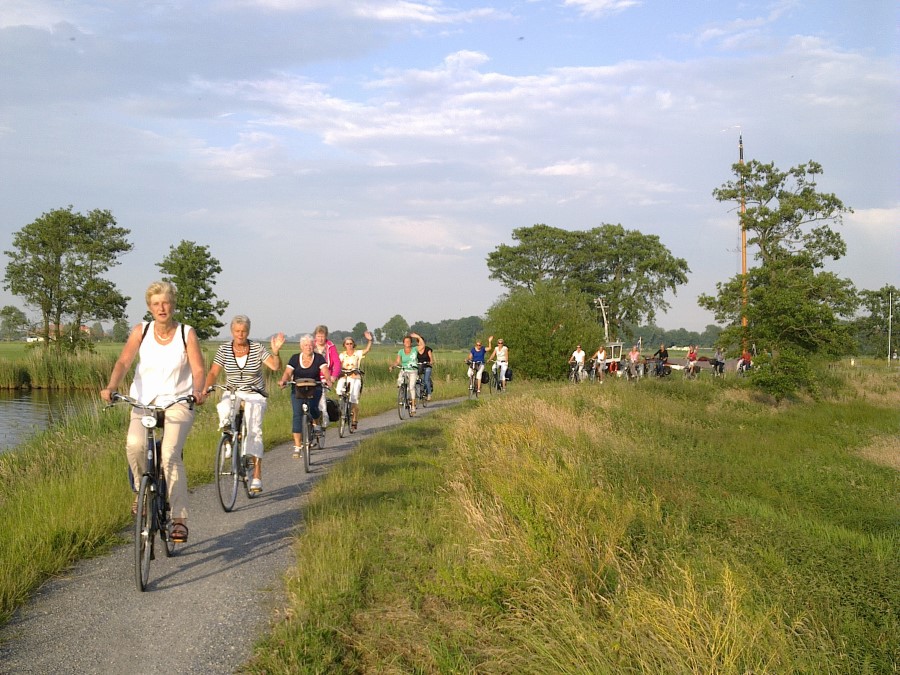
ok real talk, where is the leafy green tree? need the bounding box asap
[852,285,899,357]
[156,240,228,340]
[373,327,383,343]
[90,322,105,340]
[487,224,689,338]
[351,322,368,341]
[485,282,603,380]
[65,209,131,349]
[712,160,851,265]
[381,314,409,343]
[701,160,856,398]
[0,305,29,341]
[111,317,130,342]
[3,207,131,349]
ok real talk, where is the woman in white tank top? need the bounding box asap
[101,281,207,544]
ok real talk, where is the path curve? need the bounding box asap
[0,398,460,674]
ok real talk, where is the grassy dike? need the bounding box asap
[246,366,899,674]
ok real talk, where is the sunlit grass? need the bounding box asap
[247,367,899,674]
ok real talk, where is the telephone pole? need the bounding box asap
[740,134,748,331]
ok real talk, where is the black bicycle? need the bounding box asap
[337,368,363,437]
[107,392,195,592]
[488,361,505,393]
[288,378,323,473]
[415,364,429,408]
[394,367,416,419]
[209,384,265,511]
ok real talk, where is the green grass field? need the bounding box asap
[246,365,900,674]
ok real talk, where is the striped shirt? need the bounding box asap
[212,341,272,393]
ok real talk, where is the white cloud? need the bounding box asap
[562,0,641,19]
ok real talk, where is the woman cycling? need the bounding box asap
[279,334,333,458]
[336,331,373,430]
[466,336,493,394]
[313,325,341,428]
[390,333,423,415]
[100,281,206,544]
[204,315,285,494]
[489,336,509,391]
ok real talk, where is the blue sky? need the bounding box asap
[1,0,897,340]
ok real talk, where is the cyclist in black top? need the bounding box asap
[416,337,434,401]
[652,343,669,376]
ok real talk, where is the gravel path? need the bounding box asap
[0,398,459,674]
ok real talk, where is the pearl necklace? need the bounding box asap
[155,324,175,343]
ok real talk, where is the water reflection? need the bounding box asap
[0,390,96,453]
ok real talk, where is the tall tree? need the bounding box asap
[712,160,851,265]
[112,317,130,342]
[852,285,899,357]
[487,224,689,338]
[156,240,228,340]
[3,207,131,349]
[64,209,131,348]
[701,160,856,398]
[486,282,603,380]
[351,322,369,341]
[0,305,29,341]
[381,315,409,343]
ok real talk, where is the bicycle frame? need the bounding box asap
[107,393,195,592]
[396,368,415,419]
[209,384,266,510]
[290,379,320,473]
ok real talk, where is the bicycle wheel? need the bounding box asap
[160,492,176,558]
[241,450,255,500]
[301,414,311,474]
[398,384,409,419]
[416,381,428,407]
[339,397,349,438]
[134,475,154,592]
[215,434,238,512]
[468,375,476,400]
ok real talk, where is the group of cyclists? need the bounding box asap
[465,335,510,394]
[567,342,747,382]
[101,280,387,543]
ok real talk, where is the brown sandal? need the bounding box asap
[171,523,189,543]
[131,497,138,516]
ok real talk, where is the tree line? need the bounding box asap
[480,160,896,398]
[4,158,895,398]
[2,206,227,348]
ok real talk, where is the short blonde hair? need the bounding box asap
[145,281,176,307]
[314,325,328,337]
[231,315,251,331]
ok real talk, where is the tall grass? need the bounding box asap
[0,350,118,389]
[247,369,899,673]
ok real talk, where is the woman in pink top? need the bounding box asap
[314,325,342,427]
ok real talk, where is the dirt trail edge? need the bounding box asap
[0,398,461,675]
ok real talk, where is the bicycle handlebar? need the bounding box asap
[206,383,268,398]
[107,392,196,411]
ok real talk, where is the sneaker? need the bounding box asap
[224,443,232,459]
[426,395,432,401]
[249,478,262,493]
[410,405,416,416]
[292,446,301,459]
